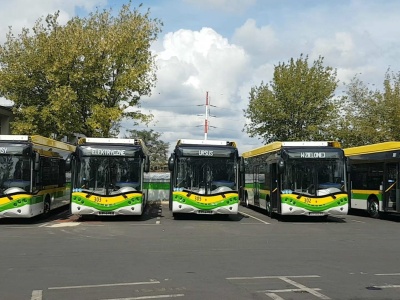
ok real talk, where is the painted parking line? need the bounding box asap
[31,290,42,300]
[156,206,162,225]
[101,294,185,300]
[32,280,185,300]
[48,280,161,290]
[239,211,270,224]
[227,275,330,300]
[371,273,400,290]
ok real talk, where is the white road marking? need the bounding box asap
[265,293,285,300]
[31,290,42,300]
[373,284,400,289]
[239,211,270,224]
[279,276,330,299]
[260,288,322,293]
[45,222,81,228]
[375,273,400,276]
[48,280,160,290]
[227,275,320,280]
[350,219,365,223]
[227,275,330,299]
[102,294,185,300]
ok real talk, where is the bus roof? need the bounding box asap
[176,139,237,147]
[344,141,400,156]
[77,137,149,154]
[242,141,341,158]
[78,137,143,145]
[0,135,75,152]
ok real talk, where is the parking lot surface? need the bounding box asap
[1,202,400,300]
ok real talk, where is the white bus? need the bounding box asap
[0,135,75,218]
[168,139,241,218]
[68,137,150,216]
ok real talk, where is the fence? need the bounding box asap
[144,172,170,201]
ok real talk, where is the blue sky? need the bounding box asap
[1,0,400,153]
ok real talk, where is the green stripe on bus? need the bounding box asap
[72,194,143,211]
[172,193,239,210]
[281,194,348,211]
[144,182,170,190]
[352,192,383,201]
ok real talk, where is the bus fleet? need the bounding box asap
[1,133,400,221]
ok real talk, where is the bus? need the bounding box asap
[168,139,241,218]
[241,141,348,217]
[68,137,150,216]
[0,135,75,218]
[344,141,400,218]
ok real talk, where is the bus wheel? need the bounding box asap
[43,198,51,216]
[266,200,272,217]
[367,198,380,218]
[245,196,249,208]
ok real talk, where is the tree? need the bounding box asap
[125,129,169,171]
[0,2,162,140]
[243,54,339,143]
[335,70,400,147]
[333,76,385,147]
[382,70,400,140]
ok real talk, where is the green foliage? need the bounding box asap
[125,129,169,171]
[244,54,339,143]
[0,2,162,140]
[336,70,400,147]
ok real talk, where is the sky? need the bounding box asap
[1,0,400,154]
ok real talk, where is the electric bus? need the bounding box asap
[242,141,348,217]
[0,135,75,218]
[68,137,150,216]
[344,141,400,218]
[168,139,241,218]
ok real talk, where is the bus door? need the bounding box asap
[384,163,399,212]
[270,163,280,213]
[253,166,260,206]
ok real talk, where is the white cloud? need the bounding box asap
[232,19,280,64]
[0,0,105,44]
[137,27,258,153]
[3,0,400,154]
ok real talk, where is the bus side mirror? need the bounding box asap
[168,154,175,172]
[34,152,40,172]
[144,156,150,173]
[239,156,244,173]
[277,158,285,174]
[65,154,73,172]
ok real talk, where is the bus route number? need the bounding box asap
[94,196,102,203]
[304,197,311,204]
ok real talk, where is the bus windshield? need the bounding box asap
[175,157,237,195]
[0,156,31,193]
[77,157,141,195]
[282,158,345,196]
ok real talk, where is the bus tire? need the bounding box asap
[243,192,249,207]
[173,213,180,220]
[367,197,380,219]
[43,196,51,217]
[266,199,272,217]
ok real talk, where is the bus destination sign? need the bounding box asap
[300,152,326,158]
[287,151,341,159]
